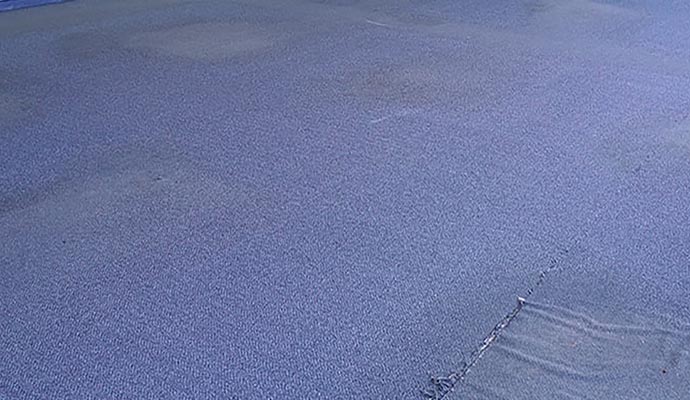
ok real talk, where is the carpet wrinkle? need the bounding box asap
[453,301,690,399]
[421,246,572,399]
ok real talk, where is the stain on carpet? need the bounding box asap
[125,23,274,61]
[57,31,122,60]
[527,0,639,20]
[666,117,690,154]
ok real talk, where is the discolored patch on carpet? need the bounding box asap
[125,22,274,61]
[665,117,690,154]
[527,0,640,20]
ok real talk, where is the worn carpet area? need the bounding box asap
[2,1,689,399]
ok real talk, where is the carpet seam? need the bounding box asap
[420,245,572,400]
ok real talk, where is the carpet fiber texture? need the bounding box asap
[0,0,69,13]
[1,1,689,399]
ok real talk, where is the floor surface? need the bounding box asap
[1,1,689,399]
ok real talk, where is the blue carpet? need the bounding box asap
[1,1,689,399]
[0,0,68,12]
